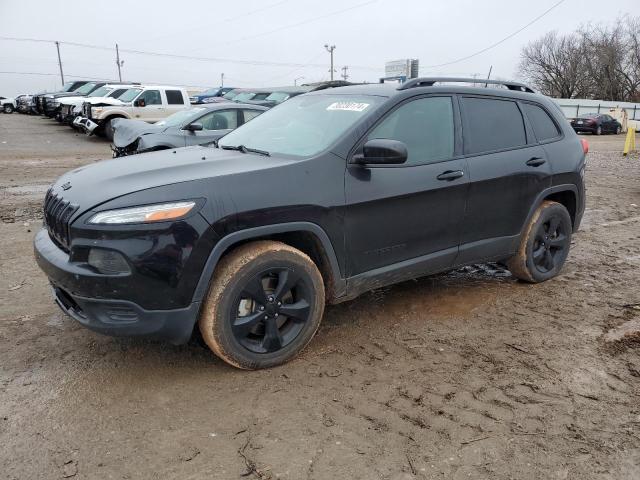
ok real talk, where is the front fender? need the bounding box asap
[191,222,347,305]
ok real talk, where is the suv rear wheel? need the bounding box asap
[199,240,325,369]
[507,200,572,283]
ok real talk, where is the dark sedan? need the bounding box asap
[570,113,622,135]
[111,103,267,157]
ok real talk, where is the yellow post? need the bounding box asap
[623,127,636,156]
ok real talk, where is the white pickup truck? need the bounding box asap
[74,85,191,139]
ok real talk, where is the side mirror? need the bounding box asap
[352,139,408,165]
[185,122,203,132]
[134,99,145,107]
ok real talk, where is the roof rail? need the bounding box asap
[397,77,535,93]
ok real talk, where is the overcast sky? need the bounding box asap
[0,0,637,96]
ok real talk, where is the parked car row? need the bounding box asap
[7,79,358,152]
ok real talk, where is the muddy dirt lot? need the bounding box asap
[1,114,639,479]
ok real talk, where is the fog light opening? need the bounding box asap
[87,248,131,275]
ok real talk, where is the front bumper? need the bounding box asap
[73,116,100,133]
[34,228,200,344]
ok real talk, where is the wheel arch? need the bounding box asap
[520,185,579,238]
[192,223,346,305]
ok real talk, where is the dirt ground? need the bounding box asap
[1,113,639,480]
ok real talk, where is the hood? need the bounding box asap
[59,95,90,106]
[83,96,127,107]
[51,92,87,99]
[112,118,168,147]
[49,146,294,218]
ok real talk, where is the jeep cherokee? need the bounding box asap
[34,78,587,369]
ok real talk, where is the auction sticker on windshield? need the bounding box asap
[326,102,370,112]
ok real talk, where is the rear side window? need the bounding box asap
[166,90,185,105]
[367,96,454,165]
[461,97,526,154]
[522,103,560,141]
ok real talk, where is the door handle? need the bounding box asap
[437,170,464,181]
[526,157,546,167]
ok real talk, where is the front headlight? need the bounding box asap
[88,201,196,225]
[92,107,103,115]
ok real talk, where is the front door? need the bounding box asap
[345,95,468,279]
[183,109,239,147]
[135,90,164,122]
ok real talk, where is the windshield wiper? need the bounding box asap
[220,144,270,156]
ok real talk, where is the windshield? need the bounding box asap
[222,90,240,100]
[264,92,291,103]
[219,94,384,157]
[89,86,110,97]
[155,107,206,127]
[233,92,260,102]
[200,88,221,96]
[75,82,97,95]
[118,88,143,102]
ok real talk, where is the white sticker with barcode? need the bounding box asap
[326,102,370,112]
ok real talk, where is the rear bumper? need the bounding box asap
[35,228,200,344]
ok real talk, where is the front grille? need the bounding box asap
[43,189,79,251]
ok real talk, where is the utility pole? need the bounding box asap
[484,65,493,88]
[324,44,336,81]
[341,66,349,81]
[221,72,224,87]
[55,41,64,86]
[115,43,123,82]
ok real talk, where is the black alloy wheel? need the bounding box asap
[531,216,568,274]
[199,240,325,369]
[232,267,312,354]
[507,200,572,283]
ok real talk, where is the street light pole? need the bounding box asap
[55,41,64,86]
[324,44,336,81]
[115,43,123,82]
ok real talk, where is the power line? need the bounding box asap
[422,0,567,68]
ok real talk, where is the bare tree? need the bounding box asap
[518,17,640,101]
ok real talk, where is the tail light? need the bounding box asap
[580,138,589,154]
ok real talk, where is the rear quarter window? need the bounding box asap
[166,90,185,105]
[461,97,526,154]
[522,103,560,142]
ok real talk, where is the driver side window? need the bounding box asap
[199,110,238,130]
[138,90,162,106]
[367,96,454,166]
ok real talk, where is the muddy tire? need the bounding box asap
[595,125,602,135]
[507,201,572,283]
[3,104,14,114]
[199,241,325,369]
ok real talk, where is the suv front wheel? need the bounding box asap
[507,200,572,283]
[199,240,325,369]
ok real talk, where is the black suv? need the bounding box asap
[35,78,587,369]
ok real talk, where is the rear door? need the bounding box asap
[457,95,551,264]
[345,95,468,277]
[165,89,188,117]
